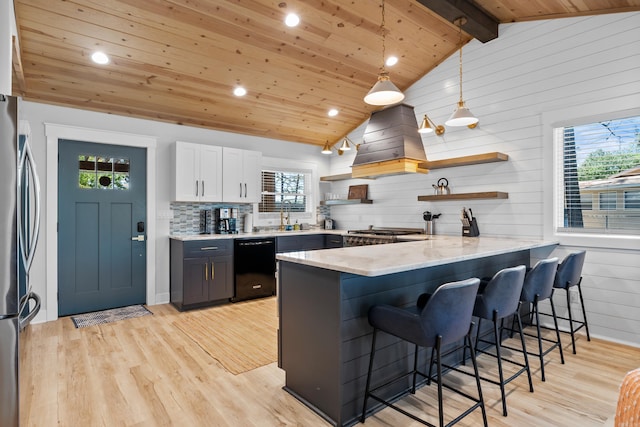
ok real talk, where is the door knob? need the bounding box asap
[131,235,145,241]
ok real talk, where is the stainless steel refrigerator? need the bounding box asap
[1,94,41,426]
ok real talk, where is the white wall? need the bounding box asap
[20,101,329,322]
[327,12,640,346]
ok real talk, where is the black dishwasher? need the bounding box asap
[233,238,276,302]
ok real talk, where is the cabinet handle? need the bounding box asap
[244,183,247,198]
[211,263,215,281]
[239,182,242,198]
[202,180,205,197]
[195,180,199,197]
[205,262,208,281]
[200,246,218,251]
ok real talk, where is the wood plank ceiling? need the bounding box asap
[12,0,640,147]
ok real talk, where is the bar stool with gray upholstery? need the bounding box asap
[549,250,590,354]
[471,264,533,417]
[507,257,564,382]
[360,278,487,427]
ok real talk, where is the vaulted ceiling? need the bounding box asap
[12,0,640,147]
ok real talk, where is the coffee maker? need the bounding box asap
[215,208,238,234]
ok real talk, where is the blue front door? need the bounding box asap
[58,140,146,316]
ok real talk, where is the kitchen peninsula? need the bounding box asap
[276,235,558,427]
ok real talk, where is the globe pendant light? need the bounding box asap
[364,0,404,106]
[445,17,479,127]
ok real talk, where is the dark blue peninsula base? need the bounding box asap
[277,238,557,426]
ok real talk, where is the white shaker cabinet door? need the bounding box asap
[222,147,262,203]
[199,145,223,202]
[174,141,222,202]
[242,149,262,203]
[174,141,200,201]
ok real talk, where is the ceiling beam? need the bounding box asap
[415,0,499,43]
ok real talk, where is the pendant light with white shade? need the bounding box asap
[445,17,479,128]
[364,0,405,106]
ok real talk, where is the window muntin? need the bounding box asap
[557,115,640,235]
[78,154,130,190]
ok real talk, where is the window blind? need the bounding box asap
[557,116,640,234]
[259,170,307,213]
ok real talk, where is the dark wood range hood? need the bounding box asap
[351,104,429,179]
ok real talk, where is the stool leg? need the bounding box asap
[515,306,534,393]
[427,346,436,386]
[361,328,378,423]
[475,317,483,352]
[492,313,508,417]
[435,336,444,427]
[577,279,591,341]
[549,293,565,364]
[565,288,577,354]
[467,329,488,427]
[532,298,546,381]
[411,344,419,394]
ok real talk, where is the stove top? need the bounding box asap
[347,227,425,236]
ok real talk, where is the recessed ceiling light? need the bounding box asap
[285,13,300,27]
[327,109,339,117]
[91,51,109,65]
[233,86,247,97]
[386,56,398,67]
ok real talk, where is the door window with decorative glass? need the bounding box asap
[78,155,130,190]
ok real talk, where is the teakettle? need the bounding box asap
[432,178,450,195]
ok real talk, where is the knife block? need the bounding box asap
[462,218,480,237]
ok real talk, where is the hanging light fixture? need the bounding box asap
[445,17,479,128]
[339,137,352,151]
[321,141,332,155]
[418,114,445,135]
[364,0,405,106]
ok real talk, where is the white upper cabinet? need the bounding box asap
[174,141,223,202]
[222,147,261,203]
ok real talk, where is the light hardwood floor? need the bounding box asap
[20,298,640,426]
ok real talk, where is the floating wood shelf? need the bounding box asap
[419,152,508,170]
[417,192,509,201]
[320,199,373,206]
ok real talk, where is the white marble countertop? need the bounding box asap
[276,235,559,277]
[170,229,345,241]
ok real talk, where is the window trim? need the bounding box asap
[253,156,318,227]
[542,96,640,250]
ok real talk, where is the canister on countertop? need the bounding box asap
[243,213,253,233]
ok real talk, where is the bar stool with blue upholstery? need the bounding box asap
[472,264,533,417]
[551,250,590,354]
[507,257,564,382]
[360,278,487,427]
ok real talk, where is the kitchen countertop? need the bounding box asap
[276,235,558,277]
[170,229,346,241]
